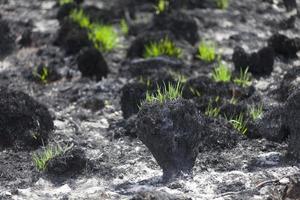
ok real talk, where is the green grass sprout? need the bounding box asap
[32,66,49,84]
[228,113,248,135]
[205,98,221,118]
[143,81,183,104]
[120,19,129,35]
[144,37,182,58]
[216,0,229,9]
[197,40,216,63]
[32,143,73,171]
[234,67,252,87]
[155,0,169,14]
[249,104,263,120]
[70,9,91,29]
[212,61,232,82]
[88,24,119,52]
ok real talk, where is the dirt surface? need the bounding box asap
[1,0,300,199]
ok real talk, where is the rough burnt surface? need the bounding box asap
[0,87,53,150]
[0,19,15,59]
[268,33,300,58]
[285,90,300,161]
[137,99,206,180]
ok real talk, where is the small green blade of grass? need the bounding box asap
[212,61,232,83]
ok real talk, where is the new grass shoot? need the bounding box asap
[234,67,252,87]
[144,37,182,58]
[144,81,183,104]
[197,40,216,63]
[88,24,119,52]
[212,61,232,82]
[32,66,49,84]
[228,113,248,135]
[32,143,73,171]
[70,9,91,29]
[120,19,129,35]
[205,97,221,118]
[249,104,263,120]
[216,0,229,9]
[155,0,169,14]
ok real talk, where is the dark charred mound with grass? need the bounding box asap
[127,31,176,58]
[232,46,274,76]
[77,47,109,81]
[46,147,87,176]
[277,66,300,102]
[0,87,53,150]
[137,99,206,180]
[136,99,241,180]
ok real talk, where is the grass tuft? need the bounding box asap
[32,144,73,171]
[212,61,232,83]
[70,9,91,29]
[32,66,49,84]
[88,24,119,52]
[205,97,221,118]
[143,37,182,58]
[143,81,183,104]
[155,0,169,14]
[197,40,216,63]
[216,0,229,9]
[234,67,252,87]
[228,113,248,135]
[249,104,263,120]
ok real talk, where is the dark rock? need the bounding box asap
[77,47,109,81]
[268,33,300,58]
[130,190,189,200]
[277,66,300,101]
[285,90,300,160]
[127,31,176,58]
[232,46,274,76]
[0,20,15,59]
[247,106,289,142]
[83,6,123,24]
[120,82,148,119]
[46,147,87,176]
[152,11,199,45]
[54,19,92,55]
[129,57,183,77]
[283,0,297,11]
[136,99,207,179]
[0,87,54,150]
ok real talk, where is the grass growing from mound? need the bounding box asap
[228,113,248,135]
[155,0,169,14]
[234,67,252,87]
[143,37,182,58]
[197,40,216,63]
[120,19,129,35]
[205,97,221,118]
[212,61,232,83]
[88,24,119,52]
[70,9,91,29]
[32,144,73,171]
[249,104,263,120]
[32,66,49,84]
[216,0,229,9]
[58,0,73,6]
[144,81,183,104]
